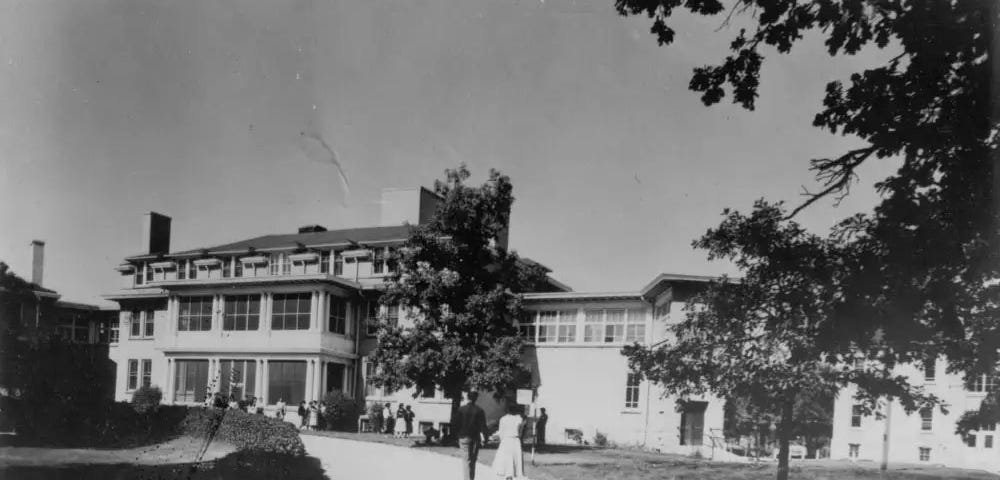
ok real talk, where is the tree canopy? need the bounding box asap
[616,0,1000,435]
[624,202,938,480]
[367,165,551,431]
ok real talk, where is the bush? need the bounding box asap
[131,386,163,413]
[184,408,305,455]
[367,401,384,432]
[320,391,359,431]
[566,428,583,444]
[593,430,609,448]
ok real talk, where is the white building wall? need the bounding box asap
[831,361,1000,472]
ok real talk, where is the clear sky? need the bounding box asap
[0,0,897,306]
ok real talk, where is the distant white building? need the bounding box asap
[103,186,725,457]
[831,359,998,472]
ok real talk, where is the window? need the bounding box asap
[517,312,537,341]
[386,304,400,326]
[970,374,998,393]
[625,310,646,343]
[268,361,306,404]
[653,304,670,320]
[109,318,119,343]
[234,259,243,277]
[144,310,155,337]
[127,359,139,390]
[605,310,626,343]
[987,435,994,449]
[188,261,197,279]
[135,266,144,285]
[364,360,383,398]
[269,253,290,275]
[851,405,863,427]
[918,447,930,462]
[624,373,640,409]
[372,247,386,274]
[557,310,576,343]
[223,295,260,331]
[271,293,311,330]
[173,359,209,403]
[584,310,604,342]
[923,359,936,383]
[320,251,330,274]
[920,408,933,431]
[130,310,142,337]
[333,252,343,275]
[329,297,347,334]
[141,359,152,388]
[387,247,399,274]
[365,301,380,337]
[848,444,860,459]
[220,359,257,400]
[967,434,977,448]
[222,258,231,278]
[178,296,213,331]
[537,311,558,343]
[419,382,435,399]
[145,264,153,282]
[177,260,187,280]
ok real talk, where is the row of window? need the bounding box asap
[134,247,398,285]
[171,358,354,405]
[127,358,152,390]
[517,309,646,344]
[172,295,393,334]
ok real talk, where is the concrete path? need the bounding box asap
[302,434,497,480]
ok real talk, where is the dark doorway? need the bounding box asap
[680,401,708,446]
[326,362,345,393]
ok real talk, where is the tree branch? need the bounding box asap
[786,147,878,219]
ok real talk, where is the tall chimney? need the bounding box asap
[142,212,172,255]
[30,240,44,286]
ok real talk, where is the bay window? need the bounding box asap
[268,360,306,404]
[329,297,347,334]
[271,293,311,330]
[223,295,260,331]
[178,296,213,331]
[173,359,209,403]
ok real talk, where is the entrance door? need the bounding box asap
[326,363,345,394]
[680,401,708,446]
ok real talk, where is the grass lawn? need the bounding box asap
[308,431,999,480]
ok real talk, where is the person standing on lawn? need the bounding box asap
[536,408,548,448]
[456,390,488,480]
[298,401,308,430]
[383,403,394,434]
[405,404,415,437]
[492,403,526,480]
[276,397,286,420]
[308,401,319,431]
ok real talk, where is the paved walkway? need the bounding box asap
[302,433,498,480]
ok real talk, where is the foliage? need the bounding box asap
[566,428,584,444]
[593,430,609,448]
[725,386,835,458]
[369,165,552,432]
[184,408,306,455]
[624,202,937,480]
[131,385,163,413]
[956,390,1000,439]
[320,391,359,431]
[615,0,1000,438]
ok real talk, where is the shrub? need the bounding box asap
[367,401,384,432]
[183,408,306,455]
[565,428,583,444]
[593,431,609,448]
[131,386,163,413]
[319,391,359,431]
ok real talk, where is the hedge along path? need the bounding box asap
[182,408,307,457]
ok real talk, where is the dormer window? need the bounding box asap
[333,252,344,275]
[269,253,290,275]
[372,247,386,274]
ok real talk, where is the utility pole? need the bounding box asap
[880,398,892,471]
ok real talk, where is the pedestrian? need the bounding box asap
[536,408,548,448]
[298,401,308,430]
[370,402,383,433]
[309,401,320,431]
[276,397,286,420]
[455,390,488,480]
[492,403,526,480]
[394,404,407,437]
[383,403,393,434]
[405,405,415,437]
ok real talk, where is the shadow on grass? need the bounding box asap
[0,450,329,480]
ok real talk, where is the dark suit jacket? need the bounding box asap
[455,402,487,441]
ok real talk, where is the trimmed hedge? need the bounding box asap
[184,408,305,456]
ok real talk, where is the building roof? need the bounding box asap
[639,273,723,300]
[523,291,643,302]
[126,225,414,261]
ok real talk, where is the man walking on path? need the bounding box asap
[456,391,488,480]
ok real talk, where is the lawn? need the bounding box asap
[308,431,999,480]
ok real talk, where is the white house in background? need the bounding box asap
[831,359,999,472]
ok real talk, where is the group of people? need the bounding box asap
[297,400,323,430]
[208,392,266,415]
[370,402,416,437]
[454,391,550,480]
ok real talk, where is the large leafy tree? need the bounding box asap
[624,202,936,480]
[724,384,835,459]
[616,0,1000,433]
[368,166,551,436]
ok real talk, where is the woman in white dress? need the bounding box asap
[492,403,525,480]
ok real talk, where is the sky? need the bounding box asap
[0,0,899,306]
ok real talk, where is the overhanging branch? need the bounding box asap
[786,147,878,219]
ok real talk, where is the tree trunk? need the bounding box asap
[775,399,794,480]
[447,391,462,445]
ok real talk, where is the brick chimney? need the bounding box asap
[142,212,172,255]
[30,240,44,285]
